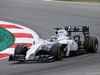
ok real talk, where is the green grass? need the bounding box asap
[56,0,100,2]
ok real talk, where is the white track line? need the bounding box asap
[0,48,14,54]
[44,0,100,5]
[7,29,35,33]
[0,57,9,60]
[15,38,34,43]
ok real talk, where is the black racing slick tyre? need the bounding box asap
[85,36,98,53]
[14,44,28,55]
[51,43,64,60]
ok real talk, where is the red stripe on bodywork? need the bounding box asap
[12,33,34,38]
[0,24,23,29]
[0,53,12,58]
[10,43,32,48]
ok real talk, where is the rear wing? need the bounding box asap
[65,26,89,40]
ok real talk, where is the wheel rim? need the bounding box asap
[60,50,64,58]
[93,38,98,52]
[58,44,64,60]
[94,40,98,50]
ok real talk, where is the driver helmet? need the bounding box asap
[50,36,57,42]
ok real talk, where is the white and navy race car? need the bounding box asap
[9,26,98,61]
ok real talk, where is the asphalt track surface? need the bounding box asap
[0,0,100,75]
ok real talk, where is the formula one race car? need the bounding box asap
[9,26,98,61]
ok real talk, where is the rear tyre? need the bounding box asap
[51,43,64,60]
[15,44,28,55]
[85,36,98,53]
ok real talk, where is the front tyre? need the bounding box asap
[15,44,28,55]
[9,44,28,61]
[85,36,98,53]
[51,43,64,60]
